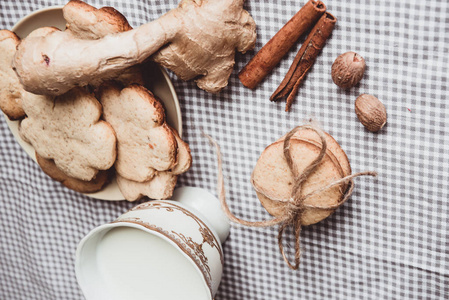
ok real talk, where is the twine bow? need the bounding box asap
[204,125,377,270]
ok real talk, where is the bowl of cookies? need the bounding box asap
[1,3,188,201]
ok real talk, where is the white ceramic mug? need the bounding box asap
[75,187,230,300]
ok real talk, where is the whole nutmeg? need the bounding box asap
[355,94,387,132]
[331,51,366,89]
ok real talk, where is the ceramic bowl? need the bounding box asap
[6,6,181,201]
[76,187,230,300]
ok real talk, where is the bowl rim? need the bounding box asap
[12,5,65,31]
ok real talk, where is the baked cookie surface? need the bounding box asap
[19,87,116,181]
[0,30,25,120]
[117,127,192,201]
[98,82,178,183]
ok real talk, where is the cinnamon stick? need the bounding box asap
[270,12,337,112]
[238,0,326,89]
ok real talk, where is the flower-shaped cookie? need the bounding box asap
[98,82,177,182]
[19,87,116,181]
[117,127,192,201]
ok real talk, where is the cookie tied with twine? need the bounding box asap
[254,125,352,225]
[204,124,377,270]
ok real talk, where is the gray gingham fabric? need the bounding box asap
[1,0,448,299]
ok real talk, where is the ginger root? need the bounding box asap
[13,0,256,96]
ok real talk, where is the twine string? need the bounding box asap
[203,125,377,270]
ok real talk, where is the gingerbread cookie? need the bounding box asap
[117,127,192,201]
[36,152,110,193]
[98,82,177,182]
[19,87,116,181]
[0,30,25,120]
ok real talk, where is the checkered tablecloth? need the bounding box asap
[1,0,448,299]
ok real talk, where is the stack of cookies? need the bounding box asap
[0,1,191,201]
[252,127,351,225]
